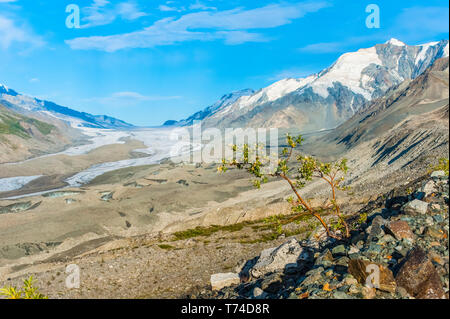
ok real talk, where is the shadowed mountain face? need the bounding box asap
[326,57,449,150]
[0,84,133,130]
[312,57,449,187]
[179,39,448,131]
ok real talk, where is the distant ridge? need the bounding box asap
[0,84,133,129]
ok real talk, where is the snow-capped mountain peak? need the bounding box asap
[306,46,382,99]
[184,39,449,130]
[0,83,18,96]
[385,38,406,46]
[230,76,317,112]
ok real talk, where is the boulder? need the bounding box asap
[210,273,240,291]
[250,238,310,278]
[395,248,445,299]
[402,199,428,215]
[348,259,396,293]
[385,220,415,241]
[366,215,385,242]
[252,287,267,299]
[421,181,437,196]
[260,273,283,293]
[332,245,347,257]
[430,171,446,179]
[314,249,334,267]
[424,226,447,240]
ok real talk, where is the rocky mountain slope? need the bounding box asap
[203,170,449,299]
[0,84,133,129]
[0,103,79,163]
[312,57,449,192]
[180,39,448,131]
[164,89,255,126]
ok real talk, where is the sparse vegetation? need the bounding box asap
[0,276,47,299]
[429,158,449,176]
[172,222,251,241]
[0,113,54,138]
[219,134,351,240]
[158,244,176,250]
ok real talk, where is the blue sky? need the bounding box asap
[0,0,448,126]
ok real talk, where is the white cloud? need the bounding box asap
[85,92,182,106]
[82,0,147,28]
[158,4,184,12]
[0,0,17,3]
[0,15,44,50]
[298,41,344,53]
[67,2,330,51]
[111,91,181,101]
[189,1,216,11]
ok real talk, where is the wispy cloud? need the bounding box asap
[81,0,147,28]
[298,41,344,53]
[0,14,45,50]
[298,5,449,54]
[85,91,182,107]
[158,4,182,12]
[189,1,217,11]
[66,2,330,52]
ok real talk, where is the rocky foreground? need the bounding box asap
[203,171,449,299]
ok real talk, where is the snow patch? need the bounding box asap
[0,175,43,192]
[231,76,316,111]
[386,38,406,46]
[308,46,383,99]
[415,42,439,65]
[443,43,449,57]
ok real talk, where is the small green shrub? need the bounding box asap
[0,276,47,299]
[219,133,351,240]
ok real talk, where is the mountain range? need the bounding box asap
[0,84,133,130]
[320,56,449,187]
[169,38,449,131]
[1,38,448,164]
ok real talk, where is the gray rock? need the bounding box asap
[252,287,267,299]
[421,181,437,196]
[250,238,309,278]
[210,273,240,291]
[314,249,334,267]
[260,273,283,293]
[333,291,353,299]
[332,245,347,256]
[431,171,446,178]
[367,215,386,241]
[100,191,114,201]
[300,271,323,287]
[402,199,428,215]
